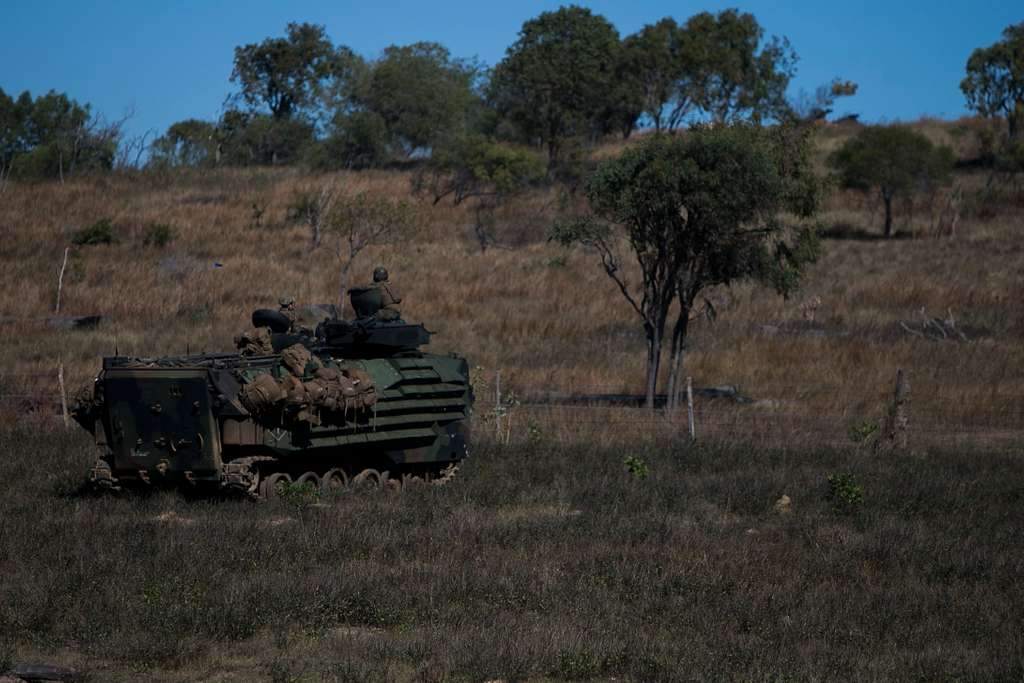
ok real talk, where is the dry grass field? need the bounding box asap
[1,428,1023,681]
[1,118,1023,680]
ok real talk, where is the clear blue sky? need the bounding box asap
[1,1,1020,141]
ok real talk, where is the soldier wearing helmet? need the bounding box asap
[278,295,298,331]
[372,267,402,322]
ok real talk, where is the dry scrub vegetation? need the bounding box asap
[1,118,1021,444]
[1,119,1023,679]
[2,427,1023,680]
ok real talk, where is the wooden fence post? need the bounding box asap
[686,376,696,441]
[876,368,909,454]
[55,246,70,313]
[494,369,502,438]
[58,357,69,429]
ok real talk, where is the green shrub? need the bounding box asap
[278,480,320,510]
[827,472,864,514]
[623,455,649,479]
[71,218,117,246]
[847,420,879,444]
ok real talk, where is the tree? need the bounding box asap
[552,126,820,408]
[601,41,646,140]
[829,126,954,237]
[149,119,219,168]
[412,135,545,250]
[231,22,346,121]
[489,5,621,169]
[961,22,1024,142]
[324,192,416,312]
[320,110,392,169]
[790,78,859,122]
[622,18,703,132]
[0,88,119,181]
[359,42,481,154]
[682,10,796,124]
[215,110,316,166]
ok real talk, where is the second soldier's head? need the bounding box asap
[373,266,389,283]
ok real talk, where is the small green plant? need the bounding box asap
[624,455,649,479]
[827,472,864,514]
[554,648,602,679]
[278,480,320,509]
[546,255,568,268]
[71,218,118,246]
[526,419,543,444]
[249,200,269,230]
[142,223,175,247]
[848,419,879,444]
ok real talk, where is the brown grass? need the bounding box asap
[1,119,1022,679]
[2,426,1023,681]
[1,117,1020,446]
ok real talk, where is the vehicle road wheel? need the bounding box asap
[382,471,401,492]
[351,469,382,490]
[296,471,320,490]
[401,474,425,490]
[321,468,348,494]
[259,472,292,500]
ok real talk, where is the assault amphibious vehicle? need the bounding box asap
[71,289,472,499]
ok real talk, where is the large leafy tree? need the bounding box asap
[621,18,697,132]
[358,42,481,154]
[412,135,545,250]
[148,119,219,168]
[553,125,820,408]
[489,5,621,169]
[961,22,1024,142]
[683,9,796,124]
[829,126,954,238]
[0,88,118,180]
[231,22,347,121]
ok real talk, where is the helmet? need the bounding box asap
[278,295,295,308]
[372,266,389,283]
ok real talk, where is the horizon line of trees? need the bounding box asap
[143,8,825,175]
[1,9,1021,184]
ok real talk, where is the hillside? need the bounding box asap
[1,118,1020,447]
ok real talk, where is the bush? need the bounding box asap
[142,223,175,248]
[623,455,649,479]
[827,471,864,514]
[71,218,117,246]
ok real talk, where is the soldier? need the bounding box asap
[372,266,402,322]
[279,295,298,331]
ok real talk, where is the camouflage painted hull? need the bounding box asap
[78,351,472,496]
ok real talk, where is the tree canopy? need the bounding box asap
[961,21,1024,141]
[489,5,622,168]
[230,22,346,121]
[553,125,820,407]
[682,10,796,124]
[829,126,954,237]
[356,42,481,154]
[0,88,119,180]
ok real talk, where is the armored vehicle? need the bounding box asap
[71,290,472,499]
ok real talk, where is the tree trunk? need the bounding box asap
[883,191,894,238]
[547,136,560,174]
[473,202,489,252]
[644,324,663,409]
[338,260,355,317]
[665,305,691,411]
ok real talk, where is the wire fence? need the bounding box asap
[2,369,1022,450]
